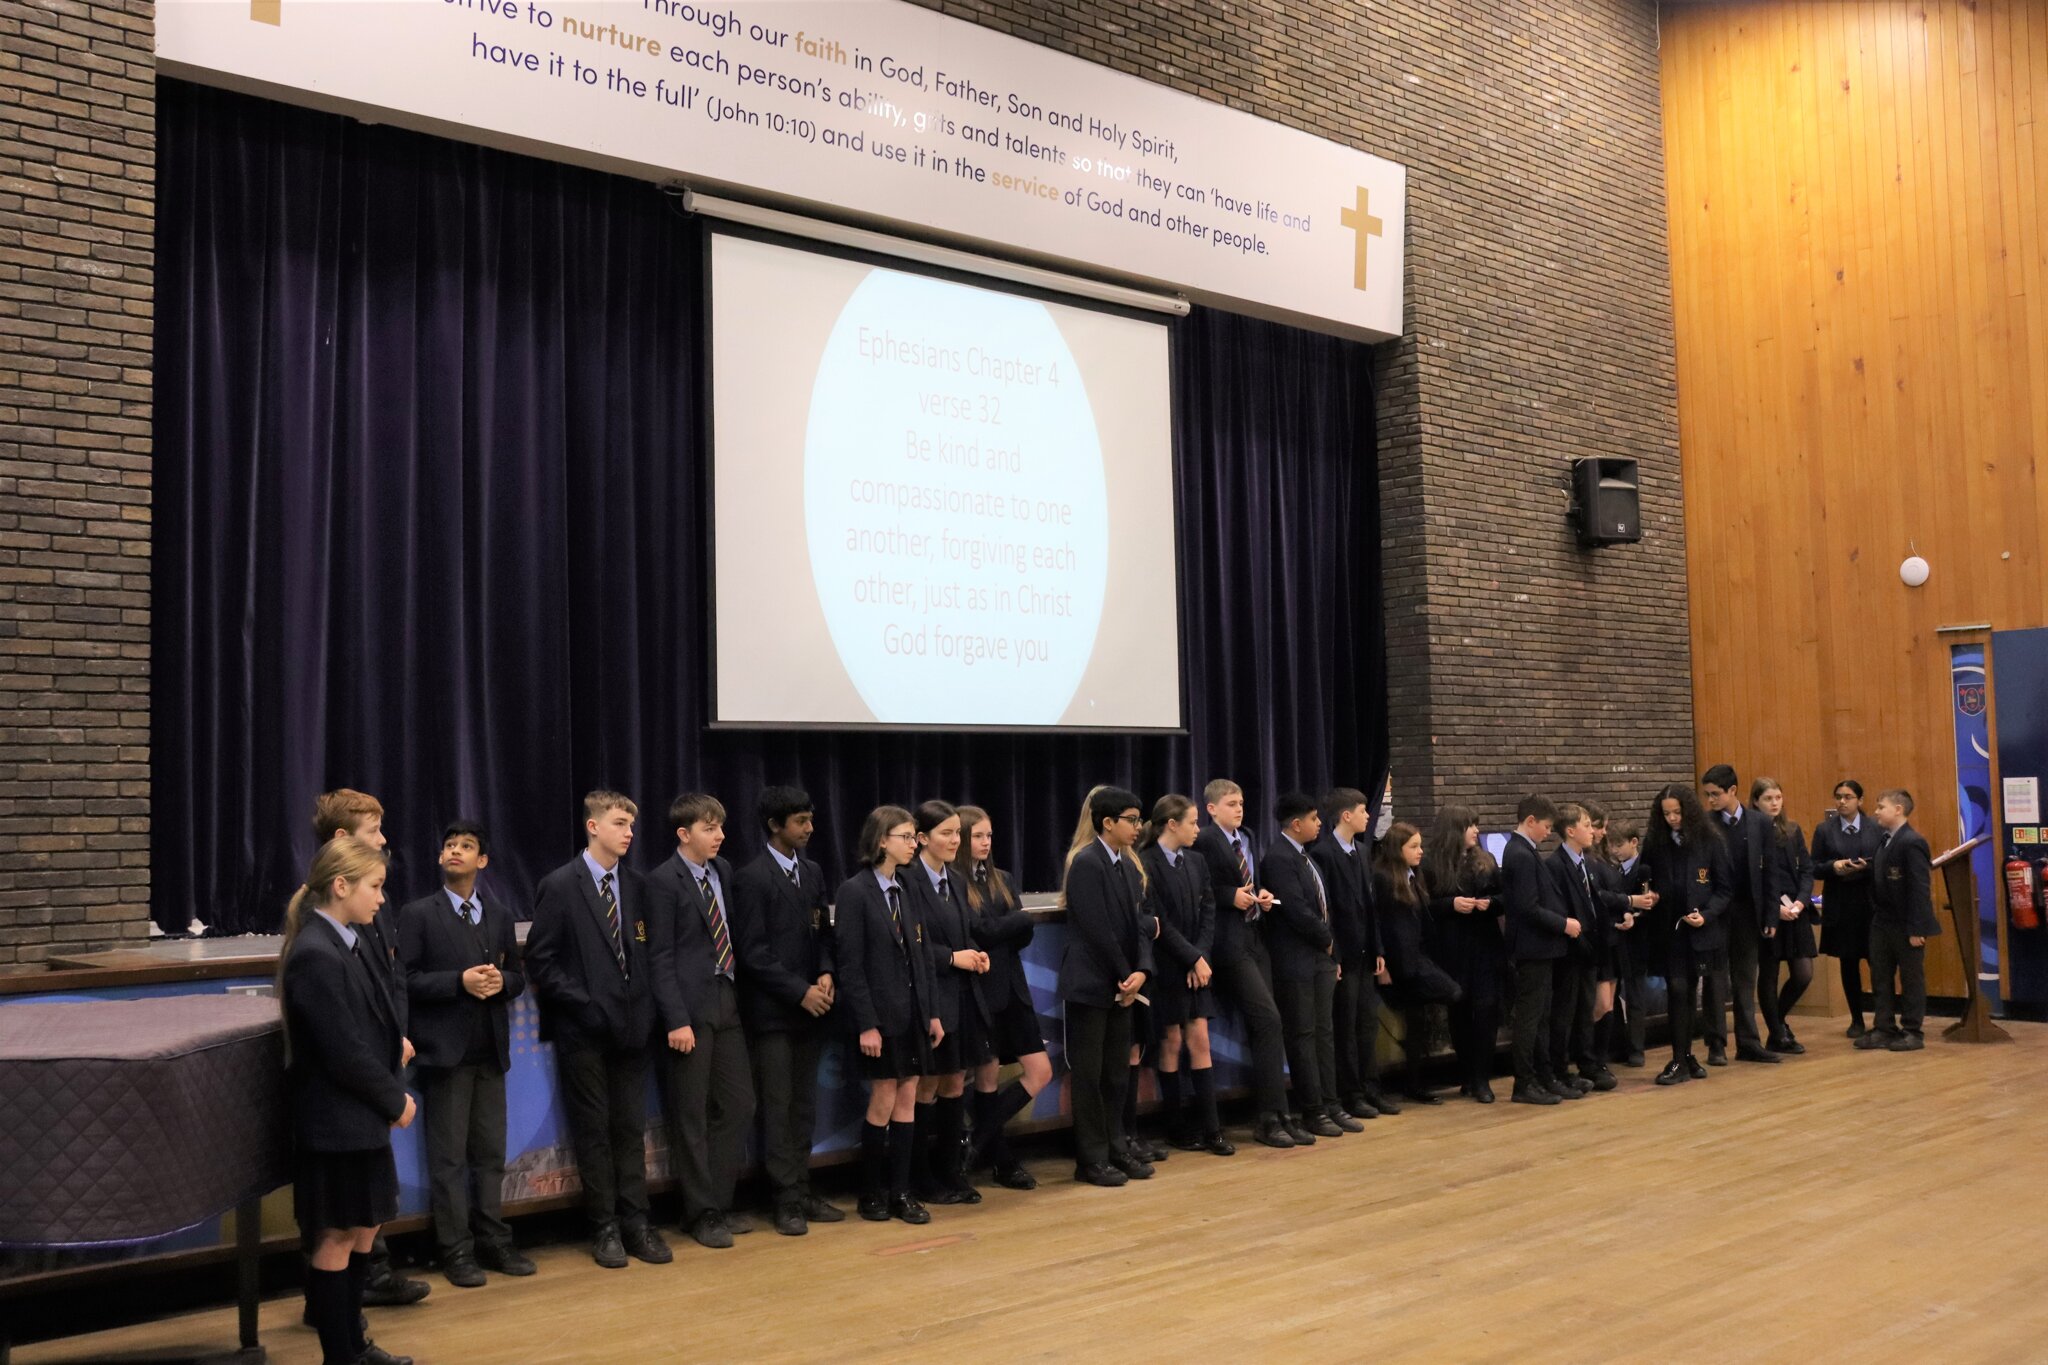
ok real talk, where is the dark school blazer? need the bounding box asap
[525,854,655,1049]
[398,887,525,1071]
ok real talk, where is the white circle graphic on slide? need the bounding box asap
[804,269,1108,725]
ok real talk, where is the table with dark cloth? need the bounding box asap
[0,994,290,1360]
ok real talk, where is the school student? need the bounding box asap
[1857,789,1940,1052]
[1263,792,1346,1137]
[310,788,428,1311]
[396,821,533,1287]
[903,799,992,1206]
[1642,785,1730,1085]
[1700,765,1786,1063]
[728,786,843,1236]
[834,806,945,1224]
[280,836,417,1365]
[1138,794,1234,1155]
[1192,779,1299,1148]
[1060,785,1155,1186]
[1580,802,1649,1086]
[1542,804,1610,1095]
[953,805,1056,1188]
[1371,822,1463,1104]
[524,792,671,1268]
[1752,777,1817,1053]
[1314,789,1394,1118]
[1601,821,1651,1067]
[646,793,758,1250]
[1502,794,1572,1106]
[1423,806,1506,1102]
[1812,779,1882,1037]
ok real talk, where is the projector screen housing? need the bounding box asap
[706,228,1184,734]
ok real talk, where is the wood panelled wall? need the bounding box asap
[1661,0,2048,996]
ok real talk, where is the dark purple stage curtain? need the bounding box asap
[153,78,1386,934]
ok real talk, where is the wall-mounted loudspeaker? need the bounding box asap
[1571,457,1641,546]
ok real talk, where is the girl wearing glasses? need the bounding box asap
[833,806,944,1224]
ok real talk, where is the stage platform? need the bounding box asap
[17,1015,2047,1364]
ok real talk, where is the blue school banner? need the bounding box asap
[1992,628,2048,1005]
[1951,644,2000,1008]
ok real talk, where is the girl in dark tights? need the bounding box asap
[1753,777,1816,1052]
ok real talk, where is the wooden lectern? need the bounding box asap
[1932,836,2011,1043]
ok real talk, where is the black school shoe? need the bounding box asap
[620,1221,672,1264]
[440,1252,485,1288]
[1768,1035,1808,1055]
[889,1194,931,1225]
[1252,1114,1296,1149]
[1510,1084,1561,1106]
[476,1241,535,1276]
[1655,1060,1689,1086]
[773,1205,809,1237]
[1887,1033,1925,1051]
[1074,1163,1127,1188]
[1282,1114,1318,1145]
[1735,1044,1783,1064]
[1341,1095,1381,1120]
[591,1222,629,1270]
[857,1194,890,1222]
[353,1345,413,1365]
[1705,1046,1729,1067]
[992,1162,1038,1189]
[361,1268,430,1307]
[802,1195,846,1223]
[1579,1067,1619,1093]
[1683,1055,1708,1080]
[1325,1105,1366,1133]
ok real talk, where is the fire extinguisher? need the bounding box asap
[2009,855,2041,930]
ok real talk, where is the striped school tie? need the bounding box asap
[599,872,626,975]
[699,874,734,978]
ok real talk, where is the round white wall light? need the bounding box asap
[1900,555,1930,587]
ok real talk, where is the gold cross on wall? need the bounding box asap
[1340,187,1384,291]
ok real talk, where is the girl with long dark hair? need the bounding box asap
[1423,806,1504,1102]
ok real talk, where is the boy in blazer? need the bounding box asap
[1192,779,1299,1148]
[1313,789,1390,1122]
[1263,792,1347,1138]
[646,793,758,1250]
[1502,795,1574,1105]
[311,787,429,1311]
[1700,765,1785,1063]
[1060,785,1155,1187]
[397,820,532,1287]
[524,791,671,1270]
[729,786,843,1236]
[1543,805,1630,1095]
[1857,790,1941,1052]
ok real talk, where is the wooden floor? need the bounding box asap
[24,1016,2048,1365]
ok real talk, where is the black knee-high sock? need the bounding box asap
[1191,1066,1221,1137]
[912,1099,938,1190]
[306,1267,356,1365]
[1157,1068,1185,1137]
[1123,1064,1145,1143]
[860,1121,889,1203]
[974,1081,1032,1166]
[888,1120,917,1200]
[344,1250,371,1354]
[934,1094,969,1187]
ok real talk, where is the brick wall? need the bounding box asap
[0,0,154,963]
[912,0,1694,829]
